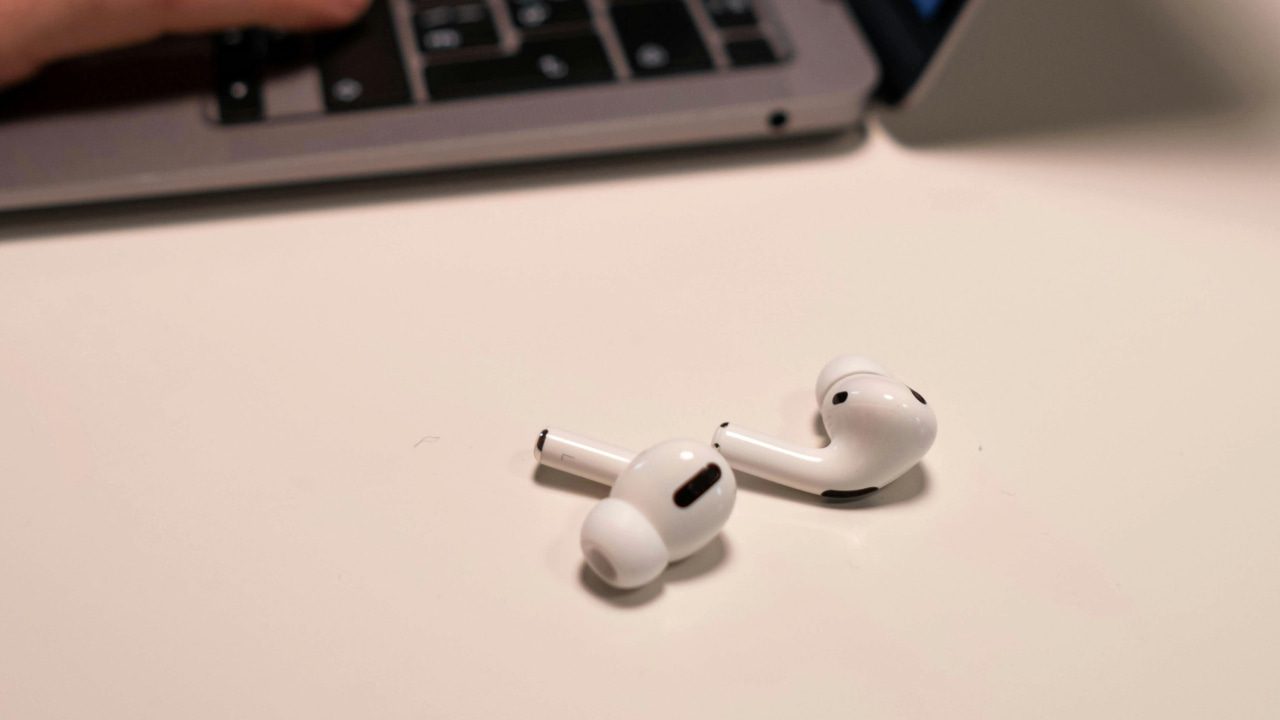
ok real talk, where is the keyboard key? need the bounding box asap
[414,2,500,54]
[610,2,713,78]
[314,0,412,112]
[214,30,264,124]
[426,35,613,100]
[725,38,776,67]
[2,37,212,123]
[702,0,758,28]
[260,30,309,65]
[507,0,591,31]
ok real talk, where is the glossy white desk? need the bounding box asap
[2,0,1278,717]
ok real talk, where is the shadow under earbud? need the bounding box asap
[578,534,731,608]
[533,464,610,500]
[735,464,931,510]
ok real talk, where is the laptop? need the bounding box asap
[0,0,978,211]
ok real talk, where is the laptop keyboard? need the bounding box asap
[213,0,785,124]
[427,35,613,100]
[610,2,713,78]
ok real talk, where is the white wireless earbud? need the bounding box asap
[535,428,736,589]
[712,356,937,500]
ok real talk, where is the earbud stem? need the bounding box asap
[535,427,636,486]
[713,423,845,496]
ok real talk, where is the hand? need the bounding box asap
[0,0,373,88]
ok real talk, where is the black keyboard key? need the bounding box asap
[610,2,713,78]
[702,0,757,28]
[414,2,500,53]
[507,0,591,31]
[314,0,412,112]
[426,35,613,100]
[214,30,264,124]
[3,38,213,124]
[725,38,776,67]
[261,30,309,65]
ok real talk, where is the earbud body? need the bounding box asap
[536,428,736,588]
[712,356,936,499]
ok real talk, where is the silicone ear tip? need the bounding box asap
[580,498,668,589]
[815,355,893,405]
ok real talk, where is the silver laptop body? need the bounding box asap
[0,0,975,211]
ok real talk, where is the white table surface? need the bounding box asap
[3,1,1279,717]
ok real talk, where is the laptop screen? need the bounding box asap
[845,0,971,104]
[908,0,947,19]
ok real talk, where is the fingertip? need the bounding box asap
[0,57,40,90]
[300,0,372,28]
[149,0,372,35]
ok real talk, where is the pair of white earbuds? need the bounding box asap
[535,356,938,589]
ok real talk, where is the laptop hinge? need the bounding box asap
[843,0,966,105]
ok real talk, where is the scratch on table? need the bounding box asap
[415,436,441,448]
